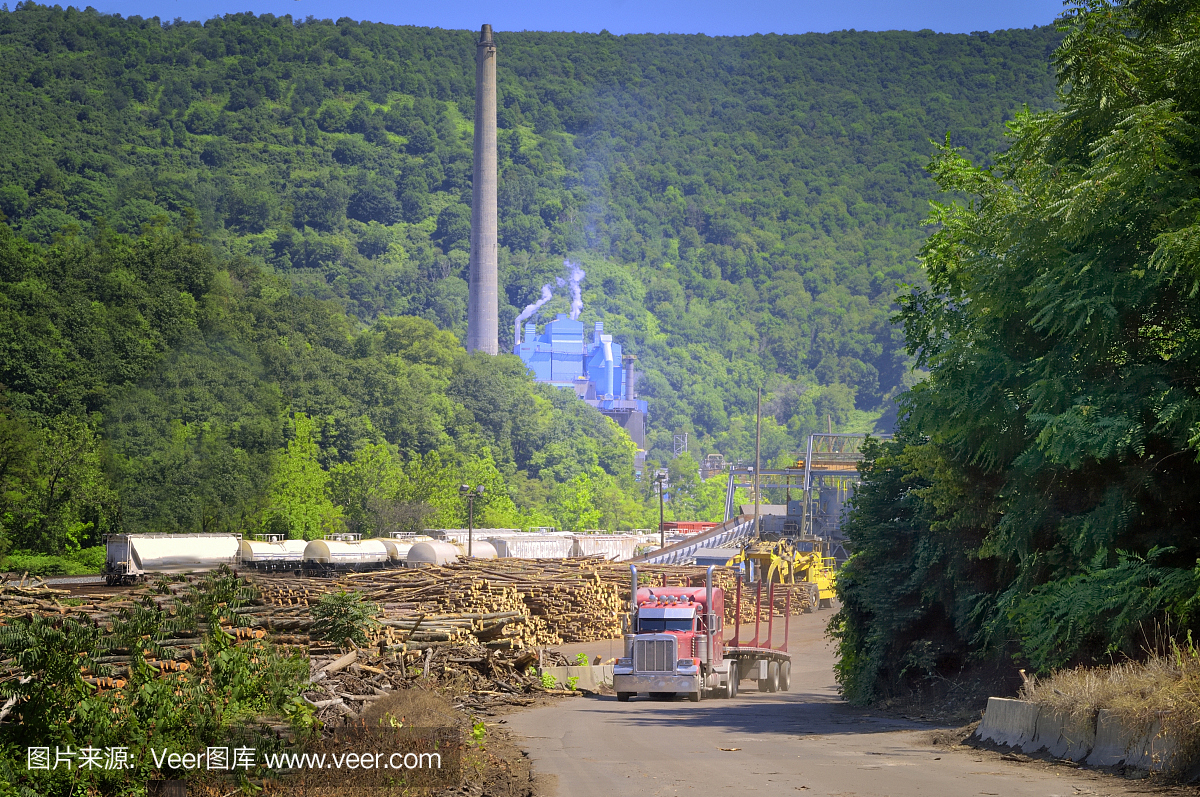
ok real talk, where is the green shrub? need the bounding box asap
[311,590,380,650]
[1,546,106,576]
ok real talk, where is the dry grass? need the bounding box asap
[1019,656,1191,722]
[1020,644,1200,774]
[360,687,460,728]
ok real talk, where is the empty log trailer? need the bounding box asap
[612,565,791,702]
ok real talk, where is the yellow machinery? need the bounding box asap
[792,548,837,609]
[726,539,838,609]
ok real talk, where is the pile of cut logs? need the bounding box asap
[296,644,574,731]
[245,558,812,654]
[0,576,286,723]
[0,575,578,735]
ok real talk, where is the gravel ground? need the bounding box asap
[33,575,106,585]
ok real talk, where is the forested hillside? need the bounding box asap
[0,4,1059,466]
[0,5,1065,565]
[833,0,1200,700]
[0,221,670,569]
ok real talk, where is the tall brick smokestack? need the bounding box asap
[467,23,499,354]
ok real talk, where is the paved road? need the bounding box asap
[509,610,1151,797]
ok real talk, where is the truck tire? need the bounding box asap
[725,662,738,699]
[779,661,791,692]
[768,661,780,692]
[617,692,630,702]
[688,691,700,702]
[758,661,771,692]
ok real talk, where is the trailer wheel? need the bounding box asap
[779,661,791,692]
[758,662,771,692]
[768,661,780,692]
[616,692,630,702]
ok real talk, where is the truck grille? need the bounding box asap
[633,637,676,673]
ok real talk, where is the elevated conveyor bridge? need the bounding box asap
[630,516,757,566]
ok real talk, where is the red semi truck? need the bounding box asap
[613,564,792,702]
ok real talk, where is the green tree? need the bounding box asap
[552,471,602,531]
[836,0,1200,699]
[263,413,343,540]
[3,413,114,553]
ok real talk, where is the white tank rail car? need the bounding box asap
[463,539,499,560]
[238,538,307,571]
[105,533,241,585]
[301,538,393,576]
[407,539,498,568]
[375,535,433,562]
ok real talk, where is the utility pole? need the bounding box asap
[459,484,485,555]
[754,386,761,540]
[656,471,667,549]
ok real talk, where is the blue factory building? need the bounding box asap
[515,315,648,450]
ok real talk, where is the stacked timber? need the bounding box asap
[298,644,576,731]
[0,575,301,703]
[248,559,809,647]
[1,561,813,654]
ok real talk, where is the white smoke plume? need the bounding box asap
[514,284,554,344]
[565,260,586,320]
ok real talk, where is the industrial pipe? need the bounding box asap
[603,337,614,399]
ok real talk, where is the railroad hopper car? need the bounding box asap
[300,538,393,576]
[104,533,242,585]
[407,539,497,567]
[238,538,308,571]
[104,533,503,582]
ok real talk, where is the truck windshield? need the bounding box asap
[638,618,694,633]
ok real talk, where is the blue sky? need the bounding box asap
[87,0,1069,36]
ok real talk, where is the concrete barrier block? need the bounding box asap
[1031,707,1094,761]
[976,698,1186,774]
[538,665,615,692]
[977,697,1039,748]
[1087,710,1177,771]
[1087,709,1137,767]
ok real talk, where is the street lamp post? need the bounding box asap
[459,484,485,556]
[655,471,667,549]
